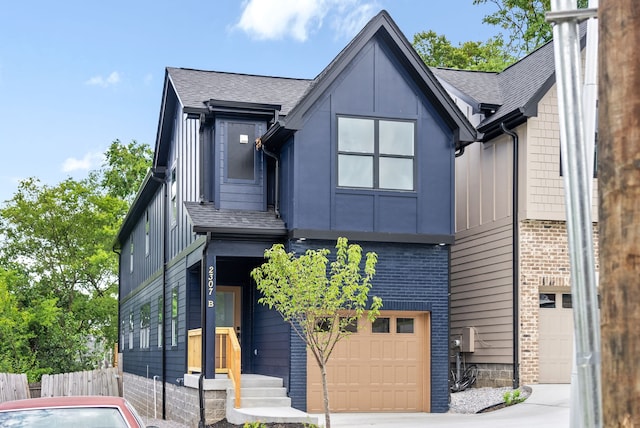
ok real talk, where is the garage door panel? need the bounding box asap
[539,290,574,383]
[307,311,430,412]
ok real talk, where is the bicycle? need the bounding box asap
[450,348,478,392]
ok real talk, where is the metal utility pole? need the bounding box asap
[547,1,601,426]
[599,0,640,425]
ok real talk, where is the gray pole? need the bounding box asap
[548,1,602,427]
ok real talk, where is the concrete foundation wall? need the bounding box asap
[123,373,226,427]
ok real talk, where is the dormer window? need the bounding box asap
[338,116,415,191]
[227,122,255,181]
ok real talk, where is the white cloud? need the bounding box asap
[85,71,121,87]
[331,1,379,40]
[234,0,378,42]
[143,73,153,85]
[61,152,105,173]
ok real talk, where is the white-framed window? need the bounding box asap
[337,116,415,191]
[171,287,178,347]
[121,319,125,351]
[170,166,177,224]
[145,210,150,256]
[140,303,150,349]
[129,238,134,273]
[157,295,163,348]
[128,311,134,350]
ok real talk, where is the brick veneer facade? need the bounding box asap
[288,239,451,413]
[518,219,599,384]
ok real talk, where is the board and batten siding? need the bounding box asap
[216,118,267,211]
[450,218,513,364]
[453,127,516,365]
[168,112,200,260]
[120,187,164,298]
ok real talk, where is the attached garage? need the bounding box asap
[307,311,430,412]
[538,289,574,383]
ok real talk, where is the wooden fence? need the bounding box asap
[0,373,30,402]
[0,368,121,403]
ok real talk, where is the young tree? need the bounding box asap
[251,237,382,428]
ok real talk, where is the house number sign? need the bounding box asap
[207,265,215,307]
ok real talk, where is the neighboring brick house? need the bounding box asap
[115,10,476,426]
[433,27,598,387]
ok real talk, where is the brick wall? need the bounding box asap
[518,219,599,384]
[123,373,226,428]
[288,239,451,413]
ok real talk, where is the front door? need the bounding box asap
[215,286,242,372]
[216,286,242,336]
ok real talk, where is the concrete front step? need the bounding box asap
[236,387,288,398]
[226,405,320,426]
[225,375,318,426]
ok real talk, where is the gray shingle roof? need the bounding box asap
[431,36,559,132]
[167,67,313,116]
[184,202,287,236]
[430,68,502,106]
[431,23,587,135]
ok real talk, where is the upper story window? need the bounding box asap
[170,166,177,224]
[227,122,255,181]
[338,117,415,191]
[144,210,150,256]
[129,238,134,273]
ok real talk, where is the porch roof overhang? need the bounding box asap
[184,202,287,238]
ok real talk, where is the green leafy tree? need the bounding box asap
[474,0,588,57]
[97,139,153,204]
[0,177,124,373]
[251,237,382,428]
[413,30,513,71]
[414,0,588,71]
[0,268,60,381]
[0,139,151,378]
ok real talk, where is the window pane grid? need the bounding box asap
[338,116,415,191]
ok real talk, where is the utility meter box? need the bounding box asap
[461,327,475,353]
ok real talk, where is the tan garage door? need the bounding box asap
[538,290,573,383]
[307,311,430,412]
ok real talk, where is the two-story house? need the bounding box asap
[115,10,476,426]
[434,25,598,388]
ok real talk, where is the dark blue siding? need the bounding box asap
[251,294,291,389]
[287,239,450,413]
[285,37,455,240]
[120,277,164,381]
[120,188,163,298]
[216,118,267,211]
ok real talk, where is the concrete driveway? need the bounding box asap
[316,384,570,428]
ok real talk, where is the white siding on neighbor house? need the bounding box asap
[524,84,599,222]
[451,217,513,364]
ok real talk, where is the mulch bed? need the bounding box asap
[208,420,307,428]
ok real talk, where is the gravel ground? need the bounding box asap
[449,386,532,414]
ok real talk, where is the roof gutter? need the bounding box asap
[501,122,520,389]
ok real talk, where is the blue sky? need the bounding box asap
[0,0,499,204]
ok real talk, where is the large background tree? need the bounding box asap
[251,238,382,428]
[0,139,151,380]
[414,0,588,72]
